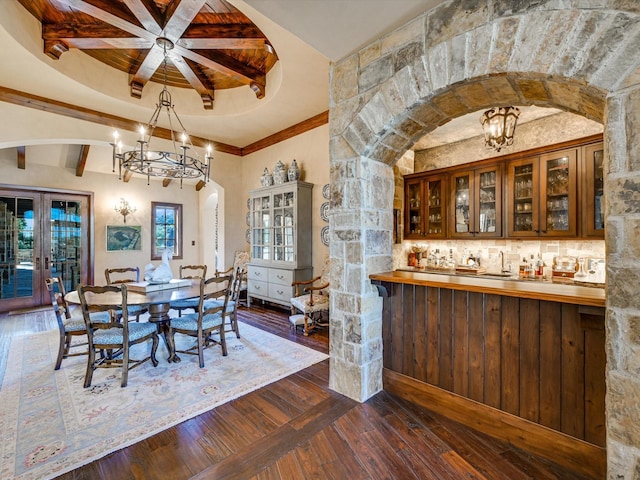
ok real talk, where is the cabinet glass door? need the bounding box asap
[426,177,445,237]
[251,195,271,260]
[540,149,577,236]
[273,191,295,262]
[584,143,604,237]
[509,159,537,235]
[477,165,501,236]
[405,179,423,237]
[452,173,471,234]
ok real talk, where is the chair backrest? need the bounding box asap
[45,277,71,325]
[77,283,127,336]
[179,264,207,279]
[105,267,140,285]
[194,274,232,327]
[229,266,245,304]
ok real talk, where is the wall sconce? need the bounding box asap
[114,198,136,223]
[480,106,520,152]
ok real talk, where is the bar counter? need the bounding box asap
[370,269,606,478]
[370,269,605,307]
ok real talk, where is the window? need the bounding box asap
[151,202,183,260]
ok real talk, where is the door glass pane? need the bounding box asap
[50,200,82,293]
[0,197,34,299]
[592,150,604,230]
[454,175,470,233]
[478,170,497,233]
[407,182,421,235]
[545,157,570,231]
[427,179,442,235]
[513,164,533,232]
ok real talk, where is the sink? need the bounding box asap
[479,272,515,278]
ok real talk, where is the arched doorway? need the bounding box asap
[329,4,640,477]
[201,182,224,274]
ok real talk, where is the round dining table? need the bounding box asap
[65,281,218,363]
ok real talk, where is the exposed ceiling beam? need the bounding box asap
[0,86,241,155]
[17,146,25,169]
[77,145,90,176]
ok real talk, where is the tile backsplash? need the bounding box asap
[393,239,605,276]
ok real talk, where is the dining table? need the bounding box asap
[65,280,226,363]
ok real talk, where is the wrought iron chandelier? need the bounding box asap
[111,37,212,187]
[480,106,520,152]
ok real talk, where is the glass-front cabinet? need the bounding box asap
[506,148,577,237]
[582,142,605,237]
[248,181,313,307]
[450,164,502,238]
[404,174,446,239]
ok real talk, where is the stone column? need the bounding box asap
[603,91,640,477]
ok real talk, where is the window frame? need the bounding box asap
[151,202,183,260]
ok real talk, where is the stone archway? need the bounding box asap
[329,2,640,477]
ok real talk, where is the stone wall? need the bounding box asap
[329,1,640,477]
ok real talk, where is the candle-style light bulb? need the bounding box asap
[181,132,187,146]
[139,126,145,141]
[113,131,119,142]
[206,144,212,157]
[117,141,122,154]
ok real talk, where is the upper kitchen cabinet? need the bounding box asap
[582,142,605,238]
[450,163,502,238]
[506,148,578,237]
[404,174,447,239]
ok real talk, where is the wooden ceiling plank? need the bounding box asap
[17,146,26,170]
[42,22,141,39]
[183,23,265,39]
[77,144,90,176]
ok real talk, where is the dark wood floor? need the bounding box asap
[0,303,597,480]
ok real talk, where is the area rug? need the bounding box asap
[0,322,328,479]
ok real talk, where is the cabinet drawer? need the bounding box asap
[269,283,294,303]
[269,268,294,286]
[248,279,268,296]
[248,266,269,282]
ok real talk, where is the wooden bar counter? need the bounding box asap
[370,270,606,478]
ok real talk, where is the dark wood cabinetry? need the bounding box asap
[404,135,603,240]
[404,174,446,239]
[505,148,578,237]
[450,163,502,238]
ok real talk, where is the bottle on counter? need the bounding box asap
[535,253,544,277]
[519,257,528,278]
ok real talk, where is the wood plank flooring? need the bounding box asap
[0,303,598,479]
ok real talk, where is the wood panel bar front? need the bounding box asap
[371,271,606,479]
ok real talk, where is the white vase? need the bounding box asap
[288,159,300,181]
[273,161,287,184]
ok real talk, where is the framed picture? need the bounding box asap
[106,225,142,251]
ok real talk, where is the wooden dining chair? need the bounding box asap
[210,266,244,339]
[77,283,159,387]
[105,266,148,321]
[168,274,231,368]
[170,264,208,316]
[45,277,110,370]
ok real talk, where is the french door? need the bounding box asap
[0,188,92,312]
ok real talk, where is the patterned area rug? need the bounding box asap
[0,322,328,479]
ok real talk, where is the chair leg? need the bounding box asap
[84,345,95,388]
[121,343,129,387]
[233,311,240,338]
[55,331,67,370]
[303,314,311,336]
[220,326,228,356]
[197,331,205,368]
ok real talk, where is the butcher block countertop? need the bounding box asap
[369,270,605,308]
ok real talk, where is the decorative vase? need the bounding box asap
[288,159,301,181]
[273,160,287,184]
[261,168,273,187]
